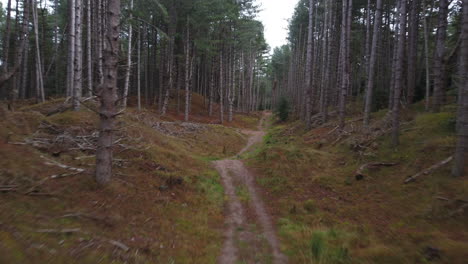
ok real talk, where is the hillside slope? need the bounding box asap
[0,96,259,264]
[247,103,468,264]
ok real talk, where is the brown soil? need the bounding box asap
[214,113,287,264]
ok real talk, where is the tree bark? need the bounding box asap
[137,22,142,111]
[305,0,316,130]
[32,0,45,103]
[122,0,133,108]
[184,20,191,122]
[219,53,224,124]
[95,0,121,186]
[73,0,83,110]
[432,0,449,112]
[391,0,408,146]
[363,0,383,127]
[453,0,468,177]
[2,0,12,75]
[423,0,432,111]
[86,0,92,97]
[338,0,352,130]
[67,0,76,97]
[407,0,420,104]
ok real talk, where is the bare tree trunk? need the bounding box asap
[209,61,214,116]
[452,0,468,177]
[305,0,316,129]
[407,0,420,104]
[364,0,383,127]
[219,53,224,124]
[96,0,104,86]
[432,0,449,112]
[388,0,401,110]
[228,52,236,122]
[73,0,83,110]
[364,0,371,78]
[20,41,29,99]
[2,0,12,75]
[338,0,351,130]
[137,23,142,111]
[423,0,432,111]
[95,0,121,186]
[392,0,408,146]
[122,0,133,108]
[184,21,191,122]
[32,0,45,103]
[86,0,92,97]
[67,0,76,97]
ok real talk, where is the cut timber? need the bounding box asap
[404,156,453,184]
[355,163,398,180]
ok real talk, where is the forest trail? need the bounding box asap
[214,113,287,264]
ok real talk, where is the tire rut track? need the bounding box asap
[214,113,287,264]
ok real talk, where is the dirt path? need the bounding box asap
[213,113,287,264]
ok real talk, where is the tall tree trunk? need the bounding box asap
[209,61,214,116]
[73,0,83,110]
[184,21,191,122]
[305,0,316,129]
[96,0,104,86]
[392,0,408,146]
[86,0,92,97]
[20,40,29,99]
[407,0,420,104]
[452,0,468,177]
[423,0,432,111]
[432,0,449,112]
[95,0,121,186]
[2,0,12,75]
[67,0,76,97]
[122,0,133,108]
[32,0,45,103]
[219,53,224,124]
[137,23,142,111]
[338,0,351,130]
[364,0,371,78]
[363,0,383,127]
[388,0,401,110]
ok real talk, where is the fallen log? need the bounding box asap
[355,163,398,180]
[404,156,453,184]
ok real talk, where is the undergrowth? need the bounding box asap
[0,96,260,264]
[248,103,468,263]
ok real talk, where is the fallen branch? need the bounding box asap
[0,185,18,192]
[36,228,81,234]
[41,155,85,175]
[109,239,130,252]
[355,163,398,180]
[404,156,453,184]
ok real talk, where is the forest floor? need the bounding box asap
[214,112,287,264]
[246,100,468,264]
[0,93,262,263]
[1,95,467,264]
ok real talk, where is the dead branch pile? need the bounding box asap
[10,121,100,154]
